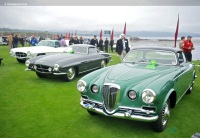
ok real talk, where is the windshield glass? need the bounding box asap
[123,49,177,65]
[72,46,87,54]
[38,41,55,47]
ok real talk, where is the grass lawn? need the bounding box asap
[0,45,200,138]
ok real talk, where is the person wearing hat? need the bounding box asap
[182,36,195,62]
[90,35,98,47]
[116,34,130,60]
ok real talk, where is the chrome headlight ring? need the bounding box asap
[91,84,99,94]
[142,89,156,104]
[127,90,137,100]
[25,60,30,67]
[27,51,31,56]
[53,64,59,71]
[77,80,87,93]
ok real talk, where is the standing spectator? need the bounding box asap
[69,37,74,45]
[7,32,13,49]
[79,36,84,44]
[98,38,103,51]
[18,35,24,47]
[90,35,98,47]
[110,39,114,53]
[30,35,38,46]
[182,36,195,62]
[104,38,109,52]
[116,34,130,61]
[73,35,79,44]
[13,34,19,48]
[179,36,185,49]
[60,36,66,47]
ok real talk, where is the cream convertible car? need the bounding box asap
[10,40,69,63]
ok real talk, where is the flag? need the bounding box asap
[100,29,102,38]
[174,15,179,48]
[69,32,70,38]
[123,22,126,35]
[110,28,114,40]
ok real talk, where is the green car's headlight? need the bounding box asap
[127,90,137,100]
[77,80,87,93]
[91,84,98,94]
[142,89,156,104]
[53,64,59,71]
[25,60,30,67]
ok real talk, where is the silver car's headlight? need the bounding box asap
[127,90,137,100]
[27,51,31,56]
[91,84,98,94]
[77,80,87,93]
[53,64,59,71]
[25,60,30,67]
[142,89,156,104]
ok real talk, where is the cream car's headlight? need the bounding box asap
[77,80,87,93]
[142,89,156,104]
[53,64,59,71]
[27,51,31,56]
[25,60,30,67]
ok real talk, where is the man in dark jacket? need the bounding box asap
[13,34,19,48]
[116,34,130,60]
[104,38,109,52]
[110,39,114,53]
[98,38,103,51]
[90,35,98,47]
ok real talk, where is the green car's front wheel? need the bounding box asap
[63,67,76,82]
[153,99,170,132]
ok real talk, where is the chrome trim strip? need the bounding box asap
[79,66,100,74]
[173,64,194,81]
[53,72,67,75]
[119,106,156,114]
[176,84,193,104]
[103,83,120,89]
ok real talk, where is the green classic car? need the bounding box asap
[77,47,196,132]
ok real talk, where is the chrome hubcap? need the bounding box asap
[101,60,106,68]
[162,103,170,125]
[67,68,75,80]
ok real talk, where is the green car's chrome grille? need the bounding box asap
[103,84,120,114]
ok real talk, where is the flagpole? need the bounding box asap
[174,14,179,48]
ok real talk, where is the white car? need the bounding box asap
[10,40,69,63]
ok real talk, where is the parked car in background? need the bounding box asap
[0,36,8,45]
[10,40,67,63]
[77,46,196,132]
[25,44,111,81]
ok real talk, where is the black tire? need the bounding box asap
[152,99,170,132]
[17,58,26,63]
[63,67,76,82]
[87,110,97,115]
[36,72,47,78]
[100,60,107,68]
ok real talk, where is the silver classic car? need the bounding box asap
[25,44,111,81]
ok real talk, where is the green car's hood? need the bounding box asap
[105,63,178,83]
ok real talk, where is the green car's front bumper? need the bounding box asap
[80,97,158,122]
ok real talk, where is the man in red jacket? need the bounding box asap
[182,36,195,62]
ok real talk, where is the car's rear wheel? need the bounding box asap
[63,67,76,82]
[17,58,26,63]
[87,110,97,115]
[101,60,107,68]
[36,72,47,78]
[152,99,170,132]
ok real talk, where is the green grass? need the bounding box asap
[0,45,200,138]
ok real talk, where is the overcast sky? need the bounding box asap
[1,6,200,33]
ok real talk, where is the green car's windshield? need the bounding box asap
[37,41,55,47]
[123,49,177,65]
